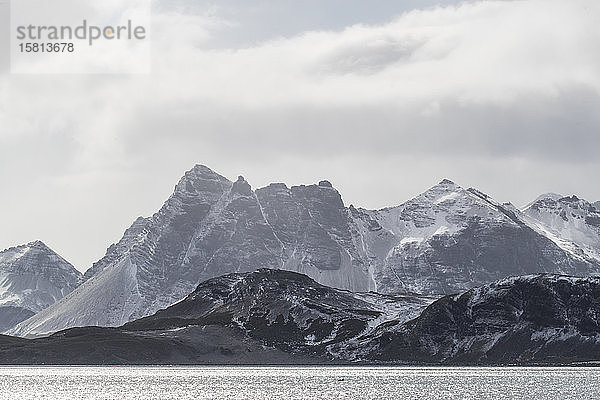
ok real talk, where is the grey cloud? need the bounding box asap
[181,0,465,48]
[1,0,599,271]
[119,85,600,166]
[318,37,428,75]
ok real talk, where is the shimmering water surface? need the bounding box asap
[0,366,598,399]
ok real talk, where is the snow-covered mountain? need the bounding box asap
[522,194,600,264]
[358,180,598,294]
[0,241,81,331]
[9,166,600,337]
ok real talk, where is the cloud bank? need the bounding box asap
[1,0,598,271]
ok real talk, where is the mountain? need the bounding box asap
[360,180,598,294]
[522,194,600,264]
[10,166,384,337]
[0,241,81,331]
[3,270,600,365]
[10,167,600,337]
[523,193,564,210]
[354,274,600,365]
[255,180,375,292]
[125,269,437,355]
[0,269,437,364]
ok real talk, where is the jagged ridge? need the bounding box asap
[9,167,600,337]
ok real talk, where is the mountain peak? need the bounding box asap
[182,164,229,181]
[431,179,462,192]
[524,193,595,212]
[523,193,563,210]
[560,195,581,203]
[173,165,232,199]
[0,241,81,330]
[27,240,48,250]
[0,240,49,259]
[438,178,455,185]
[418,178,462,200]
[539,193,564,201]
[318,180,333,188]
[191,164,217,173]
[0,241,78,273]
[231,175,252,196]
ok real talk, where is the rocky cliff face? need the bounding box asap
[0,241,81,331]
[9,166,600,337]
[256,180,374,292]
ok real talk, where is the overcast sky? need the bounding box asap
[1,0,599,272]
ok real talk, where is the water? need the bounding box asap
[0,366,598,399]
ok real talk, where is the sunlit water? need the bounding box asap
[0,366,598,399]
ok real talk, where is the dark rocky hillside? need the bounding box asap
[360,275,600,364]
[3,270,600,365]
[0,269,435,364]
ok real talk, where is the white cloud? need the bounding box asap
[138,0,600,106]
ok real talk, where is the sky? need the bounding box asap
[0,0,599,272]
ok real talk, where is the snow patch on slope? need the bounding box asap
[523,194,600,264]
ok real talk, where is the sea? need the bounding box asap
[0,366,598,399]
